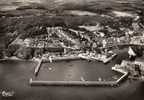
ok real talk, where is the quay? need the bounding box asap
[42,56,84,63]
[78,54,117,64]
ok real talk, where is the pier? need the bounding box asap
[29,78,117,86]
[34,58,43,76]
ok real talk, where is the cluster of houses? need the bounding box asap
[0,25,144,65]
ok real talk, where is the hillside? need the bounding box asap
[0,0,144,59]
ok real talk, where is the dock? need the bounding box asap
[34,59,43,76]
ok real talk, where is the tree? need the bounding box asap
[15,46,34,60]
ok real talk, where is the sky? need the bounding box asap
[0,0,141,5]
[0,0,143,12]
